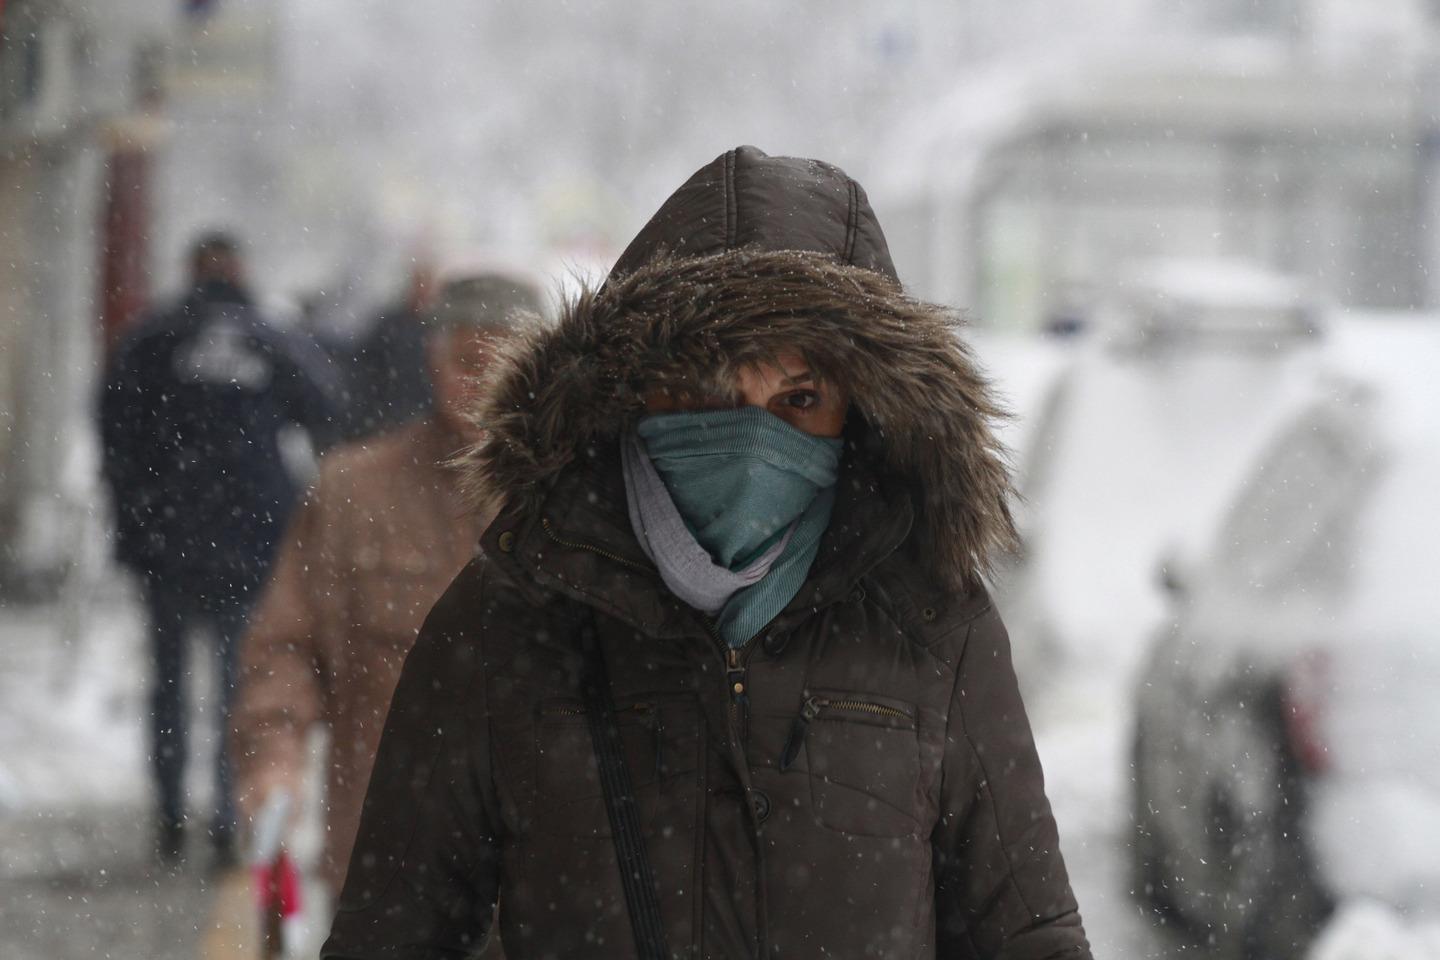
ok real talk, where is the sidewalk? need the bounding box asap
[0,581,227,959]
[1,802,215,959]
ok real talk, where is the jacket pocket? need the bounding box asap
[780,689,922,838]
[532,695,700,838]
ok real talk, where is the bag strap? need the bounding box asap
[579,614,672,960]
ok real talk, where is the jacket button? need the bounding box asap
[751,789,771,823]
[497,530,516,553]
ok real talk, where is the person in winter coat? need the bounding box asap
[323,146,1091,959]
[340,262,438,441]
[230,268,545,900]
[98,232,339,866]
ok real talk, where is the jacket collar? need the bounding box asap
[482,444,913,643]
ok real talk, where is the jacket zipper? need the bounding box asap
[779,695,912,771]
[544,520,784,779]
[817,698,911,720]
[697,612,755,748]
[540,517,655,574]
[725,643,757,745]
[539,516,750,731]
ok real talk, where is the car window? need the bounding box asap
[1214,389,1378,595]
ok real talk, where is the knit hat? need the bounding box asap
[426,270,546,334]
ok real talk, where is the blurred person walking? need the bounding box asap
[98,232,339,868]
[323,147,1090,959]
[230,269,544,913]
[341,262,437,440]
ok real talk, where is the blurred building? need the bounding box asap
[0,0,172,592]
[877,4,1440,330]
[0,0,296,592]
[152,0,285,297]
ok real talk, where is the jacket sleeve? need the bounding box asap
[932,603,1091,960]
[97,338,136,496]
[231,475,334,817]
[322,559,501,959]
[97,332,159,568]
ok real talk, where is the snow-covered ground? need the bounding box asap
[0,588,149,815]
[1030,650,1189,956]
[0,576,333,959]
[0,581,210,960]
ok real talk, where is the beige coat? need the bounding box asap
[232,416,492,890]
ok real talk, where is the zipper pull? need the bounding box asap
[780,696,825,772]
[726,647,748,704]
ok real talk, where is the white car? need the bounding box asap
[991,259,1325,686]
[1130,316,1440,959]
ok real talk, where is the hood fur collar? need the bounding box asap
[464,249,1017,592]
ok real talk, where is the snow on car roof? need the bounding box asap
[1322,313,1440,636]
[1117,258,1311,313]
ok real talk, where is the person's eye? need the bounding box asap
[781,390,820,411]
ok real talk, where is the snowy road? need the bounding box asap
[1030,663,1191,957]
[0,591,207,959]
[1,803,215,959]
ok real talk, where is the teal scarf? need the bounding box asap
[627,406,841,648]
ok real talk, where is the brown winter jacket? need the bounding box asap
[325,147,1090,959]
[232,417,492,891]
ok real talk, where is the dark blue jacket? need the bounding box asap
[99,282,339,596]
[339,303,434,441]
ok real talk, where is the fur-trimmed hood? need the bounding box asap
[464,148,1017,592]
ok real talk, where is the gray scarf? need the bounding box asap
[620,431,794,615]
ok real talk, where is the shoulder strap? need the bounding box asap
[578,613,672,960]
